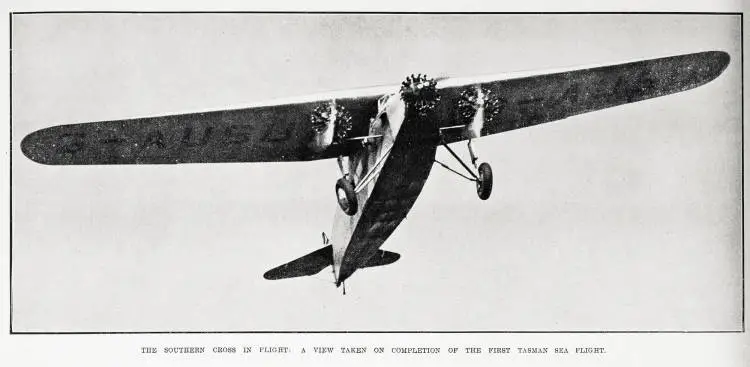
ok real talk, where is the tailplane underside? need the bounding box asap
[263,245,333,280]
[361,250,401,269]
[264,246,400,281]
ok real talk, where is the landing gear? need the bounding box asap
[434,139,493,200]
[335,156,358,216]
[468,139,479,168]
[476,162,493,200]
[336,177,358,215]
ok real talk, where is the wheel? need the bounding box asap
[335,177,358,215]
[476,162,493,200]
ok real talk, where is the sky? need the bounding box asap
[10,13,742,332]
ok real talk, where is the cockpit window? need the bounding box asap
[378,94,390,108]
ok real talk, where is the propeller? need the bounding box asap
[310,105,330,133]
[457,86,503,125]
[309,102,353,143]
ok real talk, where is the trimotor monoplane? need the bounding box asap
[21,51,730,291]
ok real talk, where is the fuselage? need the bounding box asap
[331,93,440,285]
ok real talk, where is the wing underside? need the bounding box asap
[21,96,379,165]
[437,51,730,143]
[20,51,730,165]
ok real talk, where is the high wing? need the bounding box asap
[21,51,729,165]
[21,89,385,165]
[435,51,730,144]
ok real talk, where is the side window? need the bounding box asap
[378,95,389,110]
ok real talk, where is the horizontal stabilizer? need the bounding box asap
[361,250,400,269]
[263,245,333,280]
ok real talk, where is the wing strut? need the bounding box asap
[434,158,476,182]
[435,142,480,182]
[435,140,494,200]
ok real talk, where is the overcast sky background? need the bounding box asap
[11,14,742,332]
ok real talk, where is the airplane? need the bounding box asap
[21,50,730,293]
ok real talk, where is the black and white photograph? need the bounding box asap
[9,12,743,337]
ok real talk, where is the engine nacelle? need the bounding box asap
[457,85,502,139]
[400,74,441,117]
[309,101,352,152]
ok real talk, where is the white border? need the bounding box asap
[1,1,746,366]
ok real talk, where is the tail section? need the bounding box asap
[263,245,333,280]
[263,245,400,282]
[361,250,400,269]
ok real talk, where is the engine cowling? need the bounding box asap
[309,102,353,152]
[457,86,503,138]
[400,74,441,117]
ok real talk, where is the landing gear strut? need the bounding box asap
[468,139,479,168]
[435,139,493,200]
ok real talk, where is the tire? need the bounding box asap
[335,178,358,215]
[476,162,493,200]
